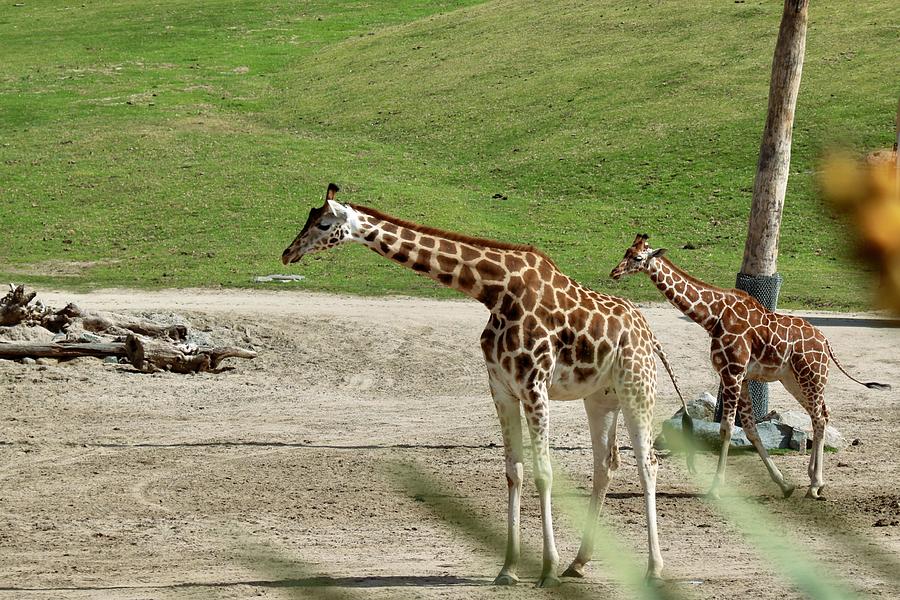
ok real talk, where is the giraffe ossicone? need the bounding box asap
[282,184,692,585]
[611,233,891,500]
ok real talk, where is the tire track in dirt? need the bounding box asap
[0,447,98,521]
[126,446,295,515]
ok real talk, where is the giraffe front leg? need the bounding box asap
[523,386,560,588]
[492,391,524,585]
[562,393,619,578]
[737,385,795,498]
[709,375,743,499]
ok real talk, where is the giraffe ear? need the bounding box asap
[326,198,349,219]
[325,183,340,201]
[649,248,667,259]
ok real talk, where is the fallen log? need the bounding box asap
[124,334,256,374]
[0,341,126,359]
[80,314,188,341]
[42,302,187,340]
[0,337,256,373]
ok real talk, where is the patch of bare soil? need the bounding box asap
[1,289,898,599]
[4,260,118,278]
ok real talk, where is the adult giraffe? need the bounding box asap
[610,234,890,499]
[282,184,690,585]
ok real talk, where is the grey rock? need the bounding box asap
[658,416,807,451]
[659,416,749,449]
[103,356,120,364]
[253,274,305,283]
[755,421,807,450]
[762,410,846,450]
[685,392,717,421]
[76,331,104,344]
[21,357,37,365]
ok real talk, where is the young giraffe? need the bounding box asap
[282,184,690,585]
[610,234,890,499]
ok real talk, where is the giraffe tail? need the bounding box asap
[824,339,891,391]
[653,340,695,473]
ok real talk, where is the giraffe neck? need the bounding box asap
[352,208,538,310]
[646,257,724,331]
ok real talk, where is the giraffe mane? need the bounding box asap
[661,257,768,311]
[350,204,557,267]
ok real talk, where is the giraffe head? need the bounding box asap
[609,233,667,280]
[281,183,360,264]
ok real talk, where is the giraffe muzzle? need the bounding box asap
[281,247,302,265]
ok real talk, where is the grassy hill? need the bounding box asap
[1,0,897,309]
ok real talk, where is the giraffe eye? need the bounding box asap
[316,223,330,231]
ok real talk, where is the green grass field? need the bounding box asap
[1,0,897,309]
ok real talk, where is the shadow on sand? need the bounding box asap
[0,574,487,593]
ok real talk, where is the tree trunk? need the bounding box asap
[721,0,810,426]
[894,100,900,188]
[740,0,810,277]
[895,96,899,154]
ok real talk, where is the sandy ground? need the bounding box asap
[1,288,899,600]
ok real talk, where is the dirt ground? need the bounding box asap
[1,288,899,599]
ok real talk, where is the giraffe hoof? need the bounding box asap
[561,563,586,578]
[493,572,519,586]
[781,484,796,499]
[805,487,826,500]
[705,488,721,500]
[645,574,665,587]
[536,574,562,588]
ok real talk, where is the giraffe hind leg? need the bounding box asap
[562,391,620,578]
[624,403,663,582]
[782,371,829,500]
[615,372,663,582]
[805,412,827,500]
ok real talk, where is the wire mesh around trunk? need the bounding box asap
[715,272,784,425]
